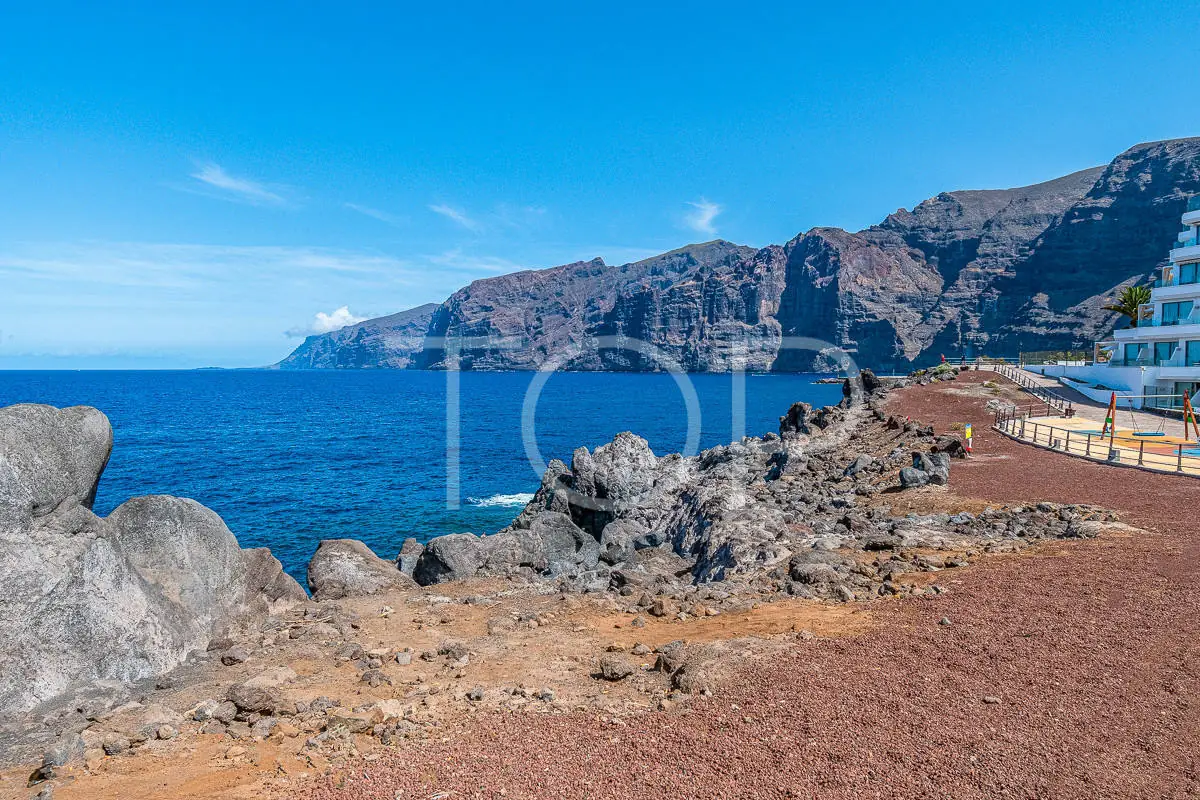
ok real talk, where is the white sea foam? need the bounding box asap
[467,492,535,508]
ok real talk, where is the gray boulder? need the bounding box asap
[307,539,417,601]
[395,537,424,578]
[528,512,599,573]
[413,512,600,585]
[412,533,489,585]
[912,451,950,485]
[843,454,874,478]
[898,466,930,489]
[571,433,658,502]
[0,403,304,716]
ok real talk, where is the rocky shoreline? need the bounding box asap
[0,370,1128,797]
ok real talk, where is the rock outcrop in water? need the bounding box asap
[276,138,1200,372]
[384,369,1114,600]
[0,404,305,716]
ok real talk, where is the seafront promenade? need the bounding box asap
[990,366,1200,476]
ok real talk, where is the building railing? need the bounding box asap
[993,411,1200,476]
[1153,274,1200,288]
[1135,309,1200,328]
[992,364,1074,415]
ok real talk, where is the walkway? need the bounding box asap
[1013,368,1186,434]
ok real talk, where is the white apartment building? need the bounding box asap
[1030,194,1200,409]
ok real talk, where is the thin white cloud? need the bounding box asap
[188,162,288,206]
[344,202,405,227]
[428,203,480,231]
[425,249,522,275]
[684,199,722,236]
[0,241,409,290]
[494,204,549,229]
[286,305,369,338]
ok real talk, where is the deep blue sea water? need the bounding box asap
[0,371,841,583]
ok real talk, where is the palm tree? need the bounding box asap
[1103,285,1152,328]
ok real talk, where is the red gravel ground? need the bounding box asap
[311,372,1200,800]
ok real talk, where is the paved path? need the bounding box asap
[1008,368,1183,433]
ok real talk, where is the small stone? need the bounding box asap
[394,651,412,666]
[156,725,178,740]
[83,747,105,771]
[360,669,392,688]
[220,646,250,666]
[226,684,279,714]
[537,688,555,702]
[43,733,84,767]
[224,746,247,759]
[649,598,675,618]
[213,701,238,724]
[982,695,1002,704]
[191,699,220,721]
[631,643,652,656]
[251,717,277,739]
[938,617,952,626]
[101,735,130,756]
[466,687,484,702]
[598,655,634,681]
[630,616,646,629]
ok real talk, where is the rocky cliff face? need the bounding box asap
[275,303,439,369]
[276,137,1200,372]
[0,404,305,716]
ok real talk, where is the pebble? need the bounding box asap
[982,695,1002,704]
[939,617,952,626]
[220,646,250,666]
[598,655,634,681]
[101,735,130,756]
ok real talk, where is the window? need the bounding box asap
[1125,343,1147,364]
[1162,301,1195,325]
[1154,341,1177,365]
[1188,341,1200,367]
[1182,263,1199,285]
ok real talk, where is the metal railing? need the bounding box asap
[993,411,1200,476]
[991,364,1074,415]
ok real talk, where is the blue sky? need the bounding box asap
[1,0,1197,368]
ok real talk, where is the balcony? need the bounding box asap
[1172,243,1200,264]
[1184,193,1200,224]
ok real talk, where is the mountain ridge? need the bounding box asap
[276,137,1200,372]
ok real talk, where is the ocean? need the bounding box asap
[0,370,842,583]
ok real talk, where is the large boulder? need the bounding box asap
[571,433,658,502]
[412,512,601,586]
[0,404,303,716]
[307,539,416,601]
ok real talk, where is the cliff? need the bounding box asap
[274,303,439,369]
[276,137,1200,372]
